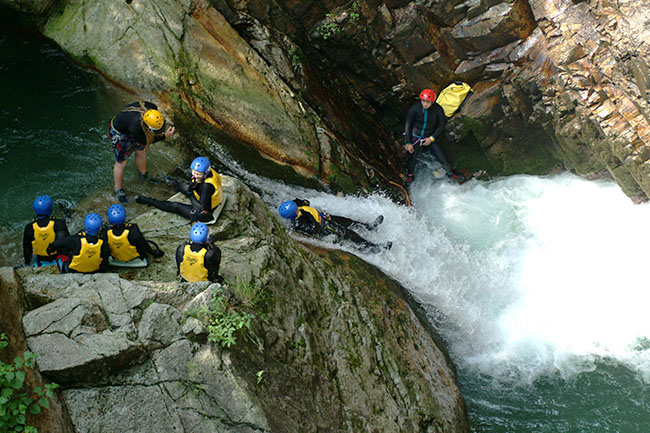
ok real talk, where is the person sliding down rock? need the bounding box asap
[278,199,391,254]
[135,156,223,223]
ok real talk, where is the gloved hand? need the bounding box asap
[151,249,164,258]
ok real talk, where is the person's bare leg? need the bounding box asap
[113,160,127,190]
[135,148,147,176]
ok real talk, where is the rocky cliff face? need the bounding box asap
[5,176,469,432]
[3,0,649,199]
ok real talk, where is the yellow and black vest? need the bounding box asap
[296,206,322,225]
[32,220,55,256]
[69,235,103,273]
[193,168,223,210]
[179,244,208,282]
[107,225,139,262]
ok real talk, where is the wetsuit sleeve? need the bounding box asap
[99,234,110,272]
[144,101,158,111]
[54,218,70,238]
[48,235,80,256]
[127,224,151,257]
[430,104,447,140]
[405,104,418,144]
[205,246,222,282]
[175,244,184,275]
[23,223,35,265]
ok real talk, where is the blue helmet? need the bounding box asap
[190,222,209,243]
[84,213,103,235]
[107,204,126,225]
[190,157,211,173]
[278,201,298,219]
[33,195,53,217]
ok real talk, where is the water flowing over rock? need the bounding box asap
[8,176,469,432]
[3,0,649,199]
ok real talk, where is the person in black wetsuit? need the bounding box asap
[106,204,164,264]
[135,156,222,223]
[278,199,391,253]
[404,88,462,184]
[108,101,176,203]
[176,223,222,283]
[47,213,110,274]
[23,195,69,267]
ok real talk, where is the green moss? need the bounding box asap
[328,163,361,194]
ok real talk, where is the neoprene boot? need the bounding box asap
[135,195,156,206]
[115,189,128,204]
[368,215,384,230]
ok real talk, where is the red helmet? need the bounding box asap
[420,89,436,101]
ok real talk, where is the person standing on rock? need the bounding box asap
[109,101,176,203]
[278,199,391,253]
[135,156,224,223]
[105,204,164,268]
[23,195,70,267]
[404,89,463,184]
[176,223,222,283]
[47,213,110,274]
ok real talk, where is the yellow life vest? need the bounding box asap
[436,82,473,118]
[179,244,209,282]
[193,168,223,210]
[296,206,322,225]
[107,225,140,262]
[32,220,55,256]
[69,236,104,273]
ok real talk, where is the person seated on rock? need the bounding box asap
[278,199,391,254]
[106,204,164,268]
[176,223,222,283]
[23,195,70,267]
[135,156,223,223]
[47,213,109,274]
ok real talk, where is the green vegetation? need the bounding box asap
[0,334,58,433]
[194,278,267,349]
[316,1,363,40]
[316,15,340,40]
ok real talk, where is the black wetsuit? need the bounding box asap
[175,242,222,282]
[108,223,160,259]
[23,217,69,265]
[48,231,110,273]
[143,179,216,222]
[112,101,165,146]
[405,102,450,176]
[290,199,381,252]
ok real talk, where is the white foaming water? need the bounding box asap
[213,144,650,383]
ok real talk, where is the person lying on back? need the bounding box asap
[278,199,391,254]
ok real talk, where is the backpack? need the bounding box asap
[436,82,473,118]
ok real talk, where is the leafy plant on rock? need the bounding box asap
[0,334,58,433]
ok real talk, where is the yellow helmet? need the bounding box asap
[143,109,165,130]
